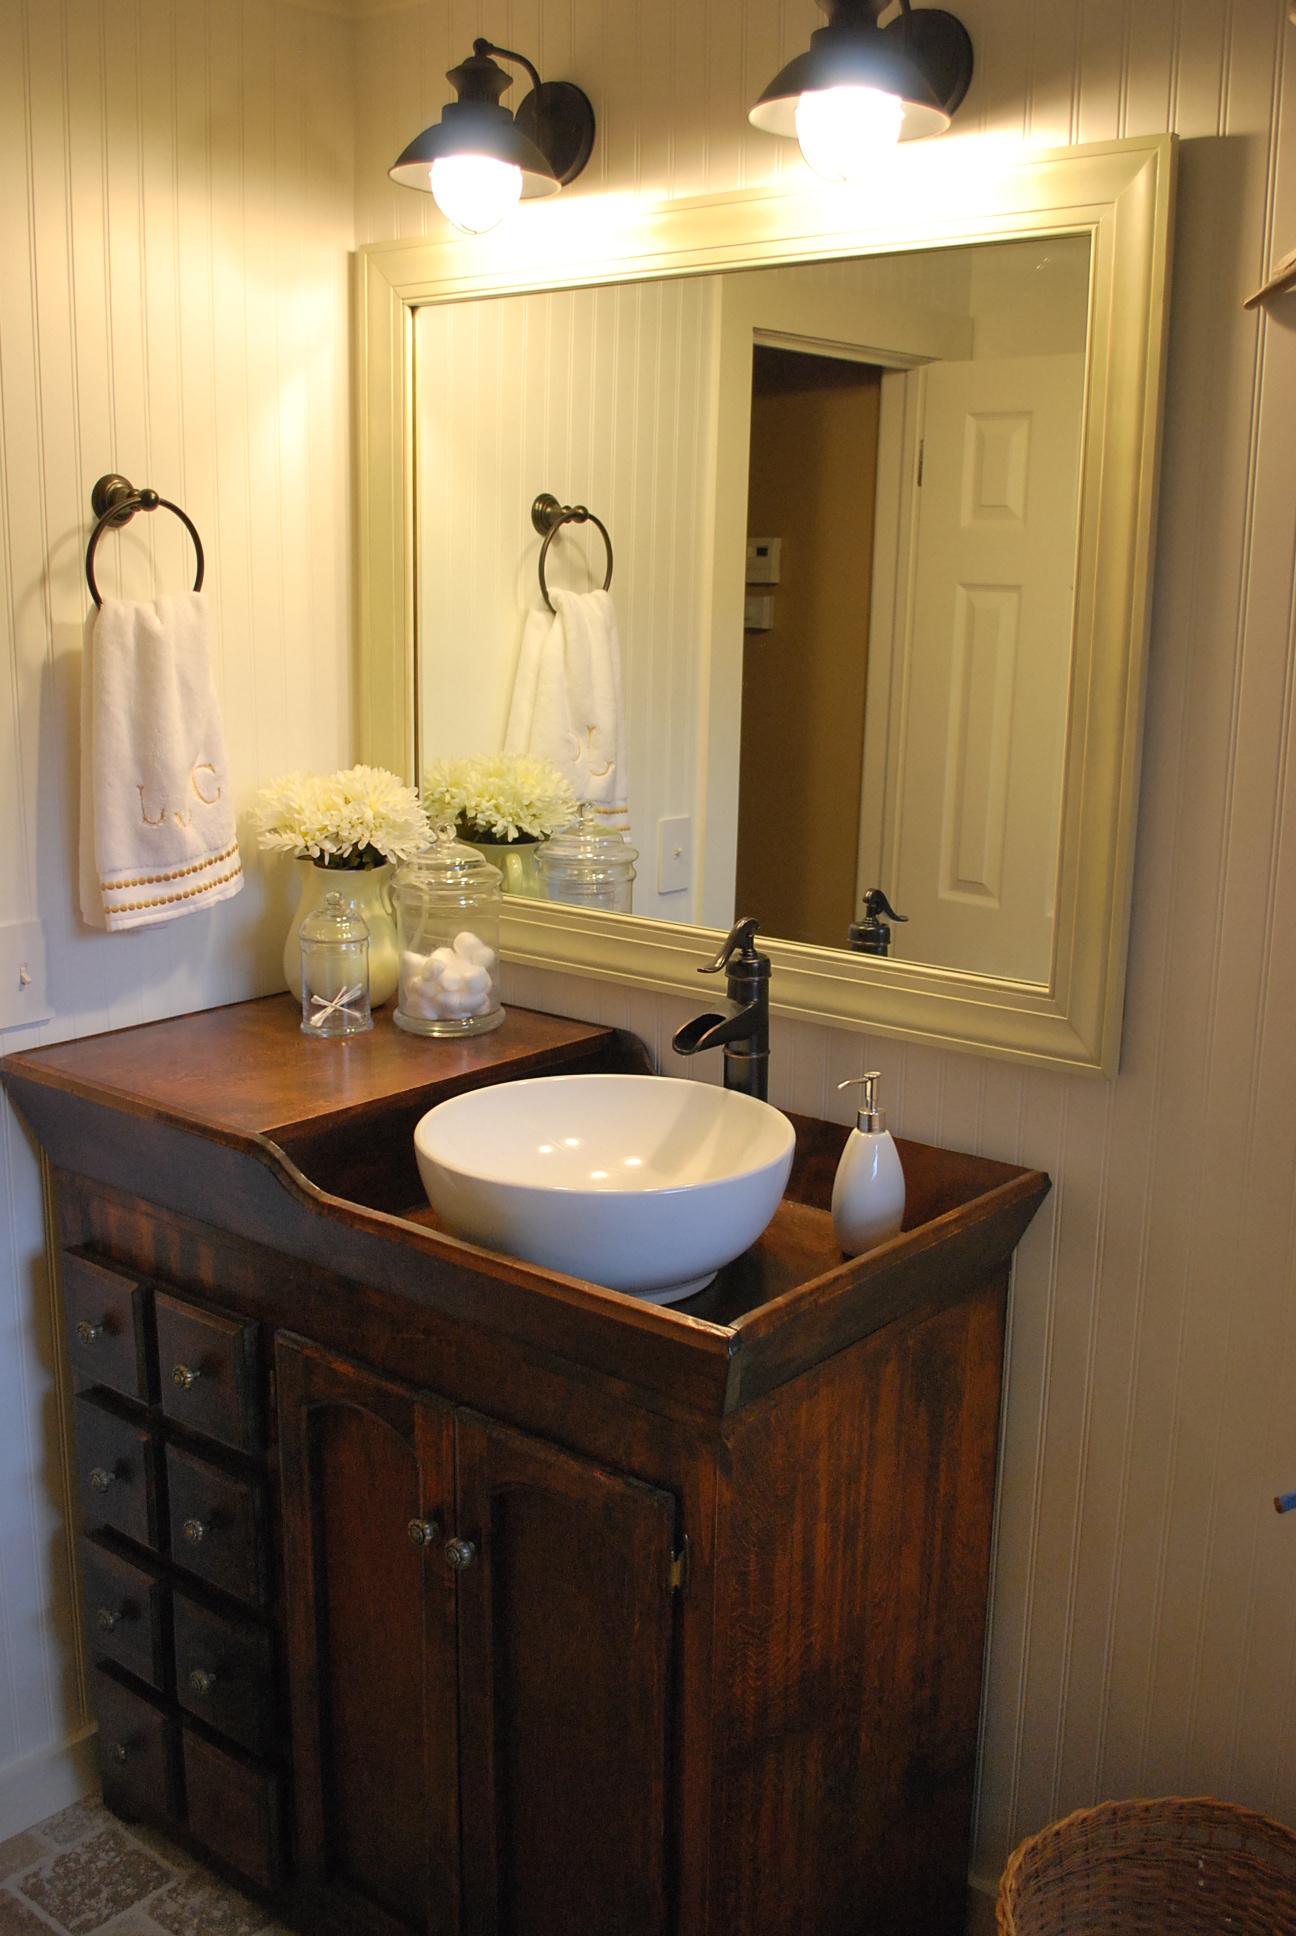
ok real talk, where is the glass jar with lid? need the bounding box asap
[392,824,505,1037]
[537,803,639,913]
[298,891,373,1037]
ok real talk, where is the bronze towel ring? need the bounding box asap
[531,492,613,613]
[85,472,205,608]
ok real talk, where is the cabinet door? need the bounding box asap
[277,1334,458,1936]
[455,1411,677,1936]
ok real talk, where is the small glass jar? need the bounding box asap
[537,803,639,913]
[299,891,373,1037]
[392,824,505,1037]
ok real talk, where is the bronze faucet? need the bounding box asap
[672,918,771,1101]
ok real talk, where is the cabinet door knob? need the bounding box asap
[88,1466,115,1494]
[188,1667,216,1697]
[407,1517,441,1548]
[182,1516,208,1545]
[111,1742,129,1764]
[77,1320,104,1346]
[444,1537,476,1572]
[172,1363,201,1390]
[95,1606,120,1633]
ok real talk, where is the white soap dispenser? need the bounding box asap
[832,1072,906,1255]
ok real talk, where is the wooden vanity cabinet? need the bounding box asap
[1,995,1050,1936]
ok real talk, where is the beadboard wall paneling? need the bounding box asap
[0,0,354,1828]
[358,0,1296,1884]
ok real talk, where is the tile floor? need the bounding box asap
[0,1800,289,1936]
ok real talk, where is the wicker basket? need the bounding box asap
[997,1797,1296,1935]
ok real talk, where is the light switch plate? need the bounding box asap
[744,593,775,632]
[0,919,51,1031]
[746,536,781,584]
[657,816,693,896]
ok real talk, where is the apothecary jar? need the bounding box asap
[392,825,505,1037]
[298,891,373,1037]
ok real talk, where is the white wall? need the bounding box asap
[3,0,1296,1897]
[0,0,354,1833]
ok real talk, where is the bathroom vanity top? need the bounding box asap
[2,995,1050,1418]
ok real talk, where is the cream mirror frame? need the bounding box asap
[357,134,1174,1078]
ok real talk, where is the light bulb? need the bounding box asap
[793,86,905,182]
[429,155,523,234]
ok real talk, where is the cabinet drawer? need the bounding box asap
[94,1666,180,1825]
[156,1293,263,1454]
[81,1537,169,1692]
[174,1592,277,1758]
[76,1395,163,1552]
[166,1443,269,1606]
[183,1728,283,1891]
[64,1253,155,1405]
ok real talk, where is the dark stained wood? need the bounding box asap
[82,1536,170,1691]
[166,1443,269,1606]
[156,1291,264,1453]
[276,1334,460,1936]
[94,1663,181,1825]
[183,1727,283,1890]
[174,1592,277,1758]
[75,1393,163,1551]
[455,1409,676,1936]
[64,1252,157,1404]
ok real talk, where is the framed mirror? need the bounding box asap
[357,134,1174,1076]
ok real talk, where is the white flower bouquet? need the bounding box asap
[254,765,429,869]
[423,753,577,845]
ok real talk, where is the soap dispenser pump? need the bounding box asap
[832,1072,906,1255]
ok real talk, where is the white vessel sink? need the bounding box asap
[413,1073,796,1303]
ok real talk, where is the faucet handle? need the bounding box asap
[701,917,763,974]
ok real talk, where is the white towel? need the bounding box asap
[503,588,629,832]
[79,592,243,932]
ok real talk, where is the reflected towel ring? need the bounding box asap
[86,472,205,608]
[531,491,613,614]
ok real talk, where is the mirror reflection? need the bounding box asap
[415,231,1090,985]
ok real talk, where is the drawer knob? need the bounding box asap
[407,1517,441,1548]
[182,1516,208,1545]
[95,1607,120,1633]
[188,1667,217,1697]
[76,1320,104,1346]
[111,1742,129,1764]
[88,1466,115,1494]
[444,1537,477,1572]
[172,1363,202,1390]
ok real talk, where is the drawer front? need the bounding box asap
[156,1293,263,1454]
[64,1253,154,1405]
[183,1728,283,1891]
[174,1592,276,1758]
[76,1395,162,1552]
[94,1666,180,1825]
[81,1537,169,1692]
[166,1443,268,1606]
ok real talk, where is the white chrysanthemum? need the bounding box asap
[254,765,429,865]
[424,755,577,843]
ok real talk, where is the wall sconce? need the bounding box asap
[749,0,973,182]
[389,39,595,236]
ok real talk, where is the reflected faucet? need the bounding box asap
[672,918,771,1102]
[849,888,908,956]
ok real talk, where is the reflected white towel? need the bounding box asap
[503,588,629,831]
[79,592,243,932]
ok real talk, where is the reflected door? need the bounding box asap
[886,353,1085,983]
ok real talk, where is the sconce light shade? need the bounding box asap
[750,0,973,180]
[390,40,595,235]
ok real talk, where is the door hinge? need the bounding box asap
[669,1534,690,1596]
[917,438,924,487]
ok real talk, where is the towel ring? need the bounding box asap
[86,472,205,608]
[531,492,613,614]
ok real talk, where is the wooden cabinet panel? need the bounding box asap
[64,1252,156,1404]
[94,1665,181,1825]
[174,1592,277,1759]
[455,1411,677,1936]
[166,1443,269,1606]
[277,1333,459,1936]
[81,1536,169,1692]
[156,1291,263,1453]
[184,1728,284,1890]
[75,1394,162,1551]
